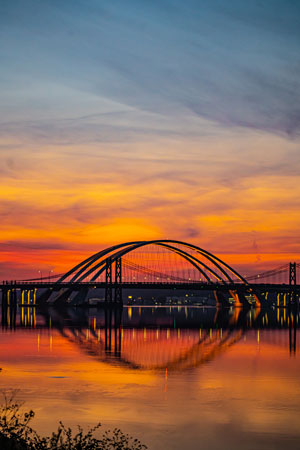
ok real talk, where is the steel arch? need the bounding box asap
[90,242,226,283]
[57,240,247,285]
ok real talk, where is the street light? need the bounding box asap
[49,270,53,282]
[38,270,42,282]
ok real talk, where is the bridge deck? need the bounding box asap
[0,281,299,293]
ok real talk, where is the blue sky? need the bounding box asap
[0,0,300,278]
[1,0,300,138]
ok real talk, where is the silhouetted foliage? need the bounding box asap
[0,392,147,450]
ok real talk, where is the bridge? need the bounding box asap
[1,239,299,308]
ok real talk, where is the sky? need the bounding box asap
[0,0,300,279]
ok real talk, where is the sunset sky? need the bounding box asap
[1,0,300,278]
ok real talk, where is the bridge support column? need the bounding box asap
[105,258,112,304]
[114,257,122,304]
[283,293,287,308]
[276,292,281,308]
[290,262,296,285]
[231,289,255,308]
[246,287,261,308]
[229,290,243,307]
[252,293,261,308]
[11,288,17,307]
[289,262,297,309]
[214,290,231,308]
[2,288,8,308]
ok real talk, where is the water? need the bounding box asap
[0,305,299,450]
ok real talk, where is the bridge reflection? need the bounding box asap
[1,306,299,368]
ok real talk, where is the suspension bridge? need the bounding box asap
[0,240,299,308]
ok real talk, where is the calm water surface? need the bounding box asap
[0,305,299,450]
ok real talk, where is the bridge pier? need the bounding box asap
[214,290,231,308]
[251,292,261,308]
[105,257,123,305]
[7,287,17,307]
[114,257,122,304]
[214,288,260,308]
[2,288,8,308]
[22,289,37,306]
[229,290,244,307]
[105,257,113,303]
[11,287,17,307]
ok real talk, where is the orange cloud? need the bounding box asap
[0,131,299,278]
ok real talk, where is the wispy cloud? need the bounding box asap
[1,0,300,137]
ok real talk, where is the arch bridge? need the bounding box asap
[2,240,299,307]
[43,240,258,307]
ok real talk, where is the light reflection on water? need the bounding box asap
[0,305,300,450]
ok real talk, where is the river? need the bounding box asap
[0,305,299,450]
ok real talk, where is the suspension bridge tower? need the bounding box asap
[289,262,297,308]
